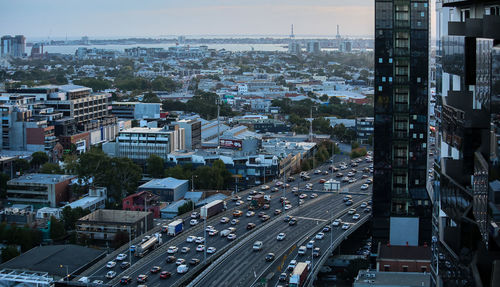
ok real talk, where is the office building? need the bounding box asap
[137,177,189,202]
[373,0,431,251]
[1,35,25,58]
[306,41,320,54]
[433,1,500,286]
[356,117,374,145]
[173,119,202,150]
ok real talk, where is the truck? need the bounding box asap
[135,234,160,257]
[289,262,309,287]
[251,194,265,208]
[200,200,226,219]
[167,219,183,236]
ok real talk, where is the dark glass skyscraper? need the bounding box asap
[373,0,432,251]
[433,1,500,286]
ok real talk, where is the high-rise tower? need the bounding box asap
[373,0,431,252]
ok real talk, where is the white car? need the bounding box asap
[205,225,215,232]
[360,184,369,190]
[261,185,270,190]
[116,253,127,261]
[177,264,189,274]
[348,208,356,215]
[207,247,217,254]
[314,169,321,174]
[342,223,350,230]
[353,214,361,220]
[287,260,297,271]
[227,233,237,240]
[190,219,199,226]
[299,194,308,199]
[332,219,341,226]
[195,237,205,243]
[106,261,116,268]
[316,232,325,240]
[360,202,367,208]
[167,246,178,254]
[175,258,185,265]
[276,233,286,241]
[106,271,116,279]
[186,235,196,243]
[246,211,255,217]
[236,200,244,206]
[209,229,218,236]
[292,187,299,192]
[306,240,315,249]
[247,195,253,201]
[181,247,190,253]
[92,280,104,285]
[220,217,230,223]
[342,177,350,182]
[196,245,205,252]
[284,204,292,210]
[231,219,239,225]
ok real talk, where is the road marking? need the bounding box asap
[295,216,327,222]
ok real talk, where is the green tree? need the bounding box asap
[1,246,20,263]
[177,200,194,215]
[30,151,49,169]
[49,216,66,240]
[61,206,89,230]
[73,78,112,91]
[105,157,142,201]
[76,148,110,185]
[13,159,30,175]
[147,155,164,178]
[40,163,64,174]
[142,92,161,103]
[343,258,369,282]
[319,94,329,102]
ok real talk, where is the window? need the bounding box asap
[384,265,390,271]
[378,86,383,91]
[389,77,393,82]
[421,266,427,272]
[403,266,408,272]
[382,77,386,82]
[389,58,393,63]
[461,9,470,22]
[379,58,383,63]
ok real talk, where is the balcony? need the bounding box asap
[393,130,409,139]
[449,16,500,39]
[393,158,408,168]
[394,103,409,113]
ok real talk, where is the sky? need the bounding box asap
[0,0,435,40]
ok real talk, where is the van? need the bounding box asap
[177,264,189,274]
[298,246,307,255]
[253,241,263,251]
[220,229,231,237]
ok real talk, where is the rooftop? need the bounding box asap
[77,209,150,224]
[0,245,105,278]
[7,173,76,185]
[354,270,430,287]
[378,245,431,261]
[139,177,188,190]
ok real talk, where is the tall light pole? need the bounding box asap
[128,226,132,266]
[59,265,69,282]
[216,96,221,149]
[203,216,207,263]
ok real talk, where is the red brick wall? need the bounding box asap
[378,259,430,273]
[26,128,44,145]
[54,177,76,205]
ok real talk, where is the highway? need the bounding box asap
[190,172,371,287]
[81,155,371,286]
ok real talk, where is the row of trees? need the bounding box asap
[300,141,339,171]
[162,91,237,119]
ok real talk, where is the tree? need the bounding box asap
[13,159,30,175]
[105,157,142,201]
[30,151,49,169]
[40,163,64,174]
[351,147,368,159]
[319,94,329,102]
[1,246,20,263]
[146,155,164,178]
[343,258,369,282]
[178,200,194,215]
[142,92,161,103]
[49,216,66,240]
[76,148,110,185]
[112,230,129,249]
[61,206,89,230]
[0,173,9,199]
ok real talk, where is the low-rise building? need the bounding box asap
[354,270,430,287]
[138,177,189,202]
[6,173,76,208]
[160,199,188,219]
[76,209,153,242]
[64,186,107,211]
[122,190,166,218]
[376,244,431,273]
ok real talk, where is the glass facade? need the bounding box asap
[373,0,431,250]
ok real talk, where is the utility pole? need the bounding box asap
[203,217,207,263]
[216,96,221,149]
[128,226,132,266]
[144,194,148,233]
[309,105,313,142]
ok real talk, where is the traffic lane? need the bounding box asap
[195,194,369,287]
[268,205,372,287]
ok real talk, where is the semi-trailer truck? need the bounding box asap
[200,200,226,219]
[135,234,160,257]
[167,219,184,236]
[289,262,308,287]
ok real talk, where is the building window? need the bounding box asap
[389,58,393,63]
[379,58,383,63]
[378,86,383,91]
[382,77,386,82]
[421,266,427,272]
[384,265,390,272]
[403,266,408,272]
[389,77,393,82]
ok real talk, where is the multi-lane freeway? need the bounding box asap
[79,155,373,287]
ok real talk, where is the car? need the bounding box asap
[258,211,266,217]
[232,195,241,201]
[160,271,171,279]
[310,193,318,198]
[181,246,190,253]
[209,229,218,236]
[175,258,185,265]
[306,240,315,249]
[284,204,292,210]
[177,264,189,274]
[271,187,279,192]
[253,241,263,251]
[150,266,161,273]
[292,186,299,192]
[235,200,244,206]
[287,260,297,271]
[196,245,205,252]
[348,178,357,183]
[220,217,230,223]
[120,261,130,269]
[186,235,196,243]
[189,258,200,265]
[342,177,350,182]
[137,274,148,283]
[360,184,369,190]
[205,225,215,232]
[195,237,205,243]
[250,190,258,195]
[246,195,253,201]
[366,178,373,184]
[166,256,176,263]
[246,223,256,230]
[207,247,217,254]
[323,226,331,232]
[353,214,361,220]
[288,176,295,182]
[106,261,116,268]
[323,170,329,175]
[246,211,255,217]
[345,200,353,206]
[261,215,271,222]
[348,208,356,215]
[167,246,178,254]
[316,232,325,240]
[364,207,372,213]
[265,253,275,262]
[284,215,292,222]
[299,193,307,199]
[227,233,237,240]
[342,223,350,230]
[343,195,352,202]
[313,247,321,257]
[120,276,132,285]
[333,219,342,227]
[277,232,286,241]
[92,280,104,285]
[289,218,297,225]
[261,185,270,190]
[303,175,311,181]
[106,271,117,279]
[319,179,327,184]
[360,202,367,208]
[232,210,243,217]
[130,245,136,253]
[279,272,288,282]
[336,172,343,178]
[190,219,198,226]
[347,172,355,177]
[191,211,200,218]
[274,209,282,215]
[116,253,127,261]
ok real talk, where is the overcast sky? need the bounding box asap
[0,0,378,39]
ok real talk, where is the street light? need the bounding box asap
[59,265,69,282]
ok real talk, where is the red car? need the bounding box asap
[160,271,171,279]
[319,179,327,184]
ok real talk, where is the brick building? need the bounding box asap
[376,244,431,273]
[122,191,166,218]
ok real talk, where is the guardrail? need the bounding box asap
[305,214,371,287]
